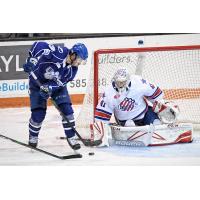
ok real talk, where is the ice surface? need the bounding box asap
[0,105,200,166]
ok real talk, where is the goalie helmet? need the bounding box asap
[112,68,131,93]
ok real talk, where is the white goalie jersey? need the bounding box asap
[95,75,164,122]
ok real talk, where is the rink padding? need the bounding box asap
[0,94,85,108]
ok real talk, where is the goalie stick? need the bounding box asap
[30,71,102,147]
[0,134,82,160]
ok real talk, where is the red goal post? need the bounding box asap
[76,45,200,133]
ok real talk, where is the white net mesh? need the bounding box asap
[76,47,200,137]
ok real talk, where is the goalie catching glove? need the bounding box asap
[152,100,180,124]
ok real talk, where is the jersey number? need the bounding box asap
[100,100,106,107]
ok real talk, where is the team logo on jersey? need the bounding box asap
[118,97,135,111]
[44,67,60,80]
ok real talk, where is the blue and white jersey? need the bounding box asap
[28,42,78,91]
[95,75,163,122]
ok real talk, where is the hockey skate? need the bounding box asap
[67,136,81,150]
[28,135,38,148]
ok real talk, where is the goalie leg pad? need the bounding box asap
[150,123,193,146]
[110,124,154,146]
[110,123,193,147]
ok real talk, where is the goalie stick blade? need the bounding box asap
[83,139,102,147]
[57,136,102,147]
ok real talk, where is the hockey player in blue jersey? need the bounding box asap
[23,41,88,150]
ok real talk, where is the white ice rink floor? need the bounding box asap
[1,105,200,166]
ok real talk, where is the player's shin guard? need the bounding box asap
[62,116,81,150]
[28,118,42,147]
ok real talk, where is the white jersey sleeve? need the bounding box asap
[94,87,114,122]
[134,75,164,103]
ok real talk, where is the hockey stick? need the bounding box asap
[0,134,82,160]
[29,71,102,147]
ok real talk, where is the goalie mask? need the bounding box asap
[112,68,131,93]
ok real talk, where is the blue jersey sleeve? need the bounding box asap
[29,41,50,57]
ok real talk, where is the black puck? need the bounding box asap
[88,152,95,156]
[138,40,144,45]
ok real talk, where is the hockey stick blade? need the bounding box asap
[0,134,82,160]
[57,136,102,147]
[61,154,82,159]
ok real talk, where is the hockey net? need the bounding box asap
[76,45,200,137]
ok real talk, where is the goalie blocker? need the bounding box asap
[89,121,193,147]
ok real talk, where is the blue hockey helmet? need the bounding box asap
[70,43,88,60]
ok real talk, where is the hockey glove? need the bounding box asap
[152,100,180,124]
[23,57,38,73]
[39,85,52,100]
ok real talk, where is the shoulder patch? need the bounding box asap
[58,46,63,53]
[48,44,55,51]
[43,49,52,59]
